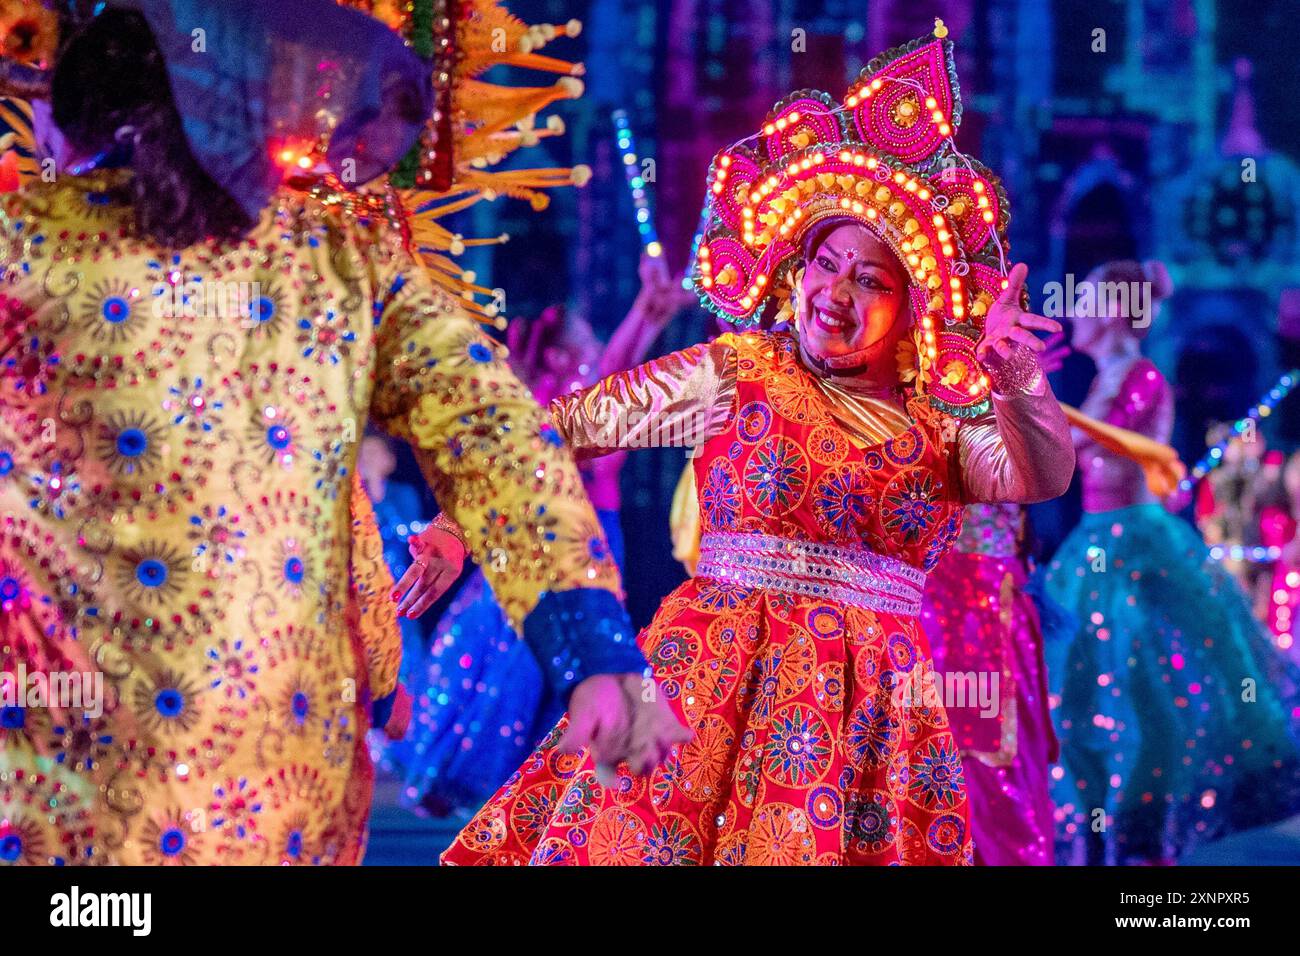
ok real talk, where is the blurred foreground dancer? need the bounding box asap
[392,256,690,815]
[0,0,682,865]
[1044,260,1300,865]
[444,23,1075,866]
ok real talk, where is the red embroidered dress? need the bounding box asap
[446,26,1077,866]
[445,332,980,865]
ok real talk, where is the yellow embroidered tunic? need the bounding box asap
[0,173,634,865]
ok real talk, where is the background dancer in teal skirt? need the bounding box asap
[1045,259,1300,864]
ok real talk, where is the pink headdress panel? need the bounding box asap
[692,22,1013,416]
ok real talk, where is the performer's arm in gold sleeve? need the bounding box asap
[368,239,646,703]
[346,471,404,701]
[956,354,1076,505]
[546,335,740,458]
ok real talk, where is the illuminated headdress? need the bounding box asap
[693,20,1010,417]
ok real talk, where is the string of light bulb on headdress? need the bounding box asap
[691,27,1009,415]
[710,71,1012,291]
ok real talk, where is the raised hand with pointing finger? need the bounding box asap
[976,262,1063,394]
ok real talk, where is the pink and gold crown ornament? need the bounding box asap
[692,19,1012,417]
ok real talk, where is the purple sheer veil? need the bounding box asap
[110,0,432,218]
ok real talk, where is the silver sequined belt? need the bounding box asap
[695,532,927,616]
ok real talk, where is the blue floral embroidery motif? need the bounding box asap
[881,469,939,544]
[701,459,741,529]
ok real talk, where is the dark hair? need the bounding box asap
[802,216,858,260]
[50,8,254,248]
[801,215,907,285]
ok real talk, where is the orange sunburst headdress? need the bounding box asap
[693,19,1011,417]
[339,0,592,328]
[0,1,56,107]
[0,4,52,191]
[0,96,35,188]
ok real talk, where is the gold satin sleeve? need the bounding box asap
[546,337,739,458]
[369,238,621,632]
[347,472,403,700]
[956,378,1075,505]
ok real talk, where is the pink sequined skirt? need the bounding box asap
[920,551,1057,865]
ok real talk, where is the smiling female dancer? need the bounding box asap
[444,24,1075,866]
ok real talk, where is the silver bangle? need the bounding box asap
[986,344,1044,396]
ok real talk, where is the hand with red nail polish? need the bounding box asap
[392,522,467,618]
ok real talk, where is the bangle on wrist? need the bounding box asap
[986,344,1044,396]
[430,512,468,550]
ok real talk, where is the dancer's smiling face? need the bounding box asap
[798,222,911,368]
